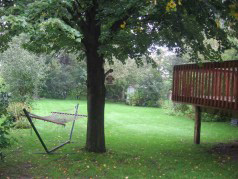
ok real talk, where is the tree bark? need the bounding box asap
[82,3,106,153]
[85,47,106,153]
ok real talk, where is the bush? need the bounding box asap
[126,68,164,107]
[7,102,31,121]
[202,113,231,122]
[128,90,161,107]
[0,40,47,103]
[128,88,162,107]
[166,102,194,117]
[6,102,31,129]
[128,92,142,106]
[157,99,164,108]
[106,84,125,102]
[0,116,14,149]
[165,101,231,122]
[0,82,14,151]
[14,119,31,129]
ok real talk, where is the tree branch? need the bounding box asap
[105,69,113,77]
[61,0,87,31]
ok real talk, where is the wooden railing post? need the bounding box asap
[194,106,201,144]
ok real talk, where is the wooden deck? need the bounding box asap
[172,60,238,111]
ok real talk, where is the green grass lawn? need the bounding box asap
[1,99,238,178]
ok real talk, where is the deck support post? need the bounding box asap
[194,106,201,144]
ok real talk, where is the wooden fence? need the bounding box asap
[172,60,238,111]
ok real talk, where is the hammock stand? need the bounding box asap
[23,104,87,154]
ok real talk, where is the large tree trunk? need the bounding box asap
[85,47,106,153]
[82,3,106,153]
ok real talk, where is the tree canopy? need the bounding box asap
[0,0,237,153]
[0,0,235,62]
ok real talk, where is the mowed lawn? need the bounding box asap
[1,99,238,178]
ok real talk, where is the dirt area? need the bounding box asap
[0,161,34,178]
[211,140,238,160]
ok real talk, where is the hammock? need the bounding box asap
[23,104,87,154]
[29,112,87,126]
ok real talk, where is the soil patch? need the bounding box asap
[0,161,34,178]
[211,140,238,160]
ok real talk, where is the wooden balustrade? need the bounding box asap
[172,60,238,111]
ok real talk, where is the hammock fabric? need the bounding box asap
[29,112,87,126]
[23,104,87,154]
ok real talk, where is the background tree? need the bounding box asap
[105,56,164,106]
[0,37,47,103]
[0,0,235,153]
[41,54,86,99]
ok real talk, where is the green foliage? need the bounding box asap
[202,113,231,122]
[165,102,194,118]
[106,83,125,102]
[106,58,165,105]
[14,119,30,129]
[165,101,231,122]
[7,102,31,121]
[127,92,142,106]
[0,0,235,63]
[0,37,86,101]
[105,49,190,105]
[0,79,8,118]
[172,103,190,114]
[0,80,14,150]
[41,54,86,99]
[0,37,47,103]
[0,116,14,149]
[222,38,238,61]
[127,69,163,107]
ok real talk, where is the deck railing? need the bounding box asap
[172,60,238,111]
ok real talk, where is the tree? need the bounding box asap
[131,69,163,107]
[0,0,235,153]
[41,54,86,99]
[105,57,164,105]
[0,37,47,103]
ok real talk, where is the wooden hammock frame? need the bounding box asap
[23,104,87,154]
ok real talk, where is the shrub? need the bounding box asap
[106,84,125,102]
[202,113,231,122]
[7,102,31,121]
[172,103,190,113]
[157,99,164,108]
[0,83,14,151]
[0,115,14,149]
[126,68,164,107]
[166,102,194,117]
[0,41,47,103]
[14,119,31,129]
[6,102,32,129]
[128,90,162,107]
[165,101,231,122]
[128,92,142,106]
